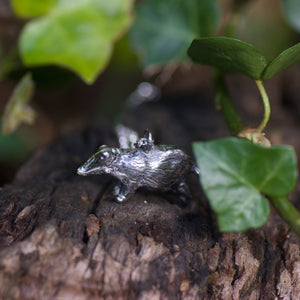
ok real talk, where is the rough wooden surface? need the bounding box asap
[1,95,300,299]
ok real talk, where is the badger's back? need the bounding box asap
[141,146,191,190]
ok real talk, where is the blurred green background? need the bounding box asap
[0,0,300,184]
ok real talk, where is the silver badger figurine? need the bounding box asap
[77,129,198,202]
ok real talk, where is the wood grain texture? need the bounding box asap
[0,122,300,299]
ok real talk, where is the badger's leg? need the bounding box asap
[113,181,133,202]
[177,181,191,203]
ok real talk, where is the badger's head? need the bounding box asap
[77,145,120,176]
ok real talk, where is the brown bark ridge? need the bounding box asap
[0,122,300,300]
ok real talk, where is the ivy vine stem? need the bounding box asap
[214,72,245,135]
[255,80,271,132]
[270,196,300,238]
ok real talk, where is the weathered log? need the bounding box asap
[1,96,300,299]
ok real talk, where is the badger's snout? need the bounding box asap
[77,166,87,176]
[77,155,97,176]
[77,154,106,176]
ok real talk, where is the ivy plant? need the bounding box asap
[188,37,300,236]
[2,0,134,134]
[12,0,134,84]
[281,0,300,33]
[129,0,219,68]
[2,73,35,135]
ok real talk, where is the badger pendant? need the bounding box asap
[77,129,198,202]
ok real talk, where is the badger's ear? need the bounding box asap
[98,145,108,151]
[143,129,154,145]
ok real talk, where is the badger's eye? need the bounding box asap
[100,151,110,160]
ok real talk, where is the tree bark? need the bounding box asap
[0,121,300,300]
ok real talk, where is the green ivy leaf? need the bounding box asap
[188,37,268,80]
[11,0,58,17]
[193,137,297,231]
[129,0,219,68]
[2,73,35,135]
[281,0,300,33]
[262,42,300,80]
[18,0,133,84]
